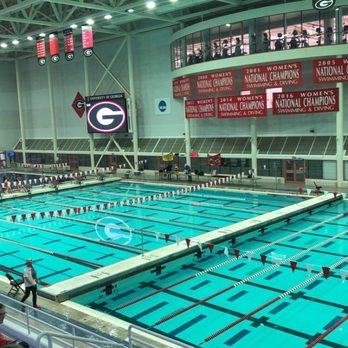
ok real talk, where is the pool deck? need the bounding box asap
[0,175,122,201]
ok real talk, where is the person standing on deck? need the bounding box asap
[20,259,40,309]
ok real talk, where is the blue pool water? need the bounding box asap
[69,186,348,348]
[0,182,303,285]
[3,181,347,347]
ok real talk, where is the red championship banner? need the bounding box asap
[273,88,339,115]
[36,37,46,66]
[63,28,75,61]
[217,94,267,118]
[195,70,235,95]
[242,62,302,89]
[49,32,60,63]
[185,98,215,118]
[81,25,93,57]
[173,77,192,98]
[313,57,348,83]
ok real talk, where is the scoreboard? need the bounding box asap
[86,93,128,134]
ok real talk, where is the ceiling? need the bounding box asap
[0,0,300,60]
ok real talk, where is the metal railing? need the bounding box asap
[0,294,127,348]
[36,332,127,348]
[1,293,194,348]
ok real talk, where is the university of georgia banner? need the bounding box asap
[173,77,192,98]
[81,25,94,57]
[36,37,46,66]
[49,32,60,63]
[242,62,302,89]
[195,70,235,95]
[185,98,215,118]
[313,57,348,83]
[63,28,75,61]
[217,94,267,118]
[272,88,339,115]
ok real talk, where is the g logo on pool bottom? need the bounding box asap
[95,216,133,245]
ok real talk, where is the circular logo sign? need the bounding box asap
[38,57,46,66]
[87,100,126,133]
[95,216,133,245]
[312,0,336,10]
[158,100,167,112]
[51,54,60,63]
[75,100,84,110]
[83,48,93,57]
[65,52,74,61]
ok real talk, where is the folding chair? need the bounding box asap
[6,273,24,297]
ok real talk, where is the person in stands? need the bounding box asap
[0,304,29,348]
[20,259,40,309]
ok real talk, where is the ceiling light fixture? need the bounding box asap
[1,43,8,48]
[226,23,231,27]
[70,24,78,29]
[12,39,19,45]
[170,0,178,3]
[86,18,95,25]
[104,14,112,20]
[146,1,156,10]
[127,8,134,13]
[27,36,33,41]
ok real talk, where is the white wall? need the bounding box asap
[3,29,348,146]
[0,61,20,150]
[132,29,185,138]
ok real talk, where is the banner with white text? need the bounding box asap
[272,88,339,115]
[185,98,215,118]
[313,57,348,83]
[173,77,192,98]
[242,62,302,89]
[217,94,267,118]
[195,70,236,95]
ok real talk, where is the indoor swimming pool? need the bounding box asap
[1,181,347,347]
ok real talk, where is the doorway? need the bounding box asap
[284,159,305,184]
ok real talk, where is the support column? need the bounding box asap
[184,97,191,166]
[335,7,342,44]
[84,57,95,169]
[336,82,344,187]
[15,60,27,164]
[127,35,139,171]
[47,63,58,162]
[250,118,258,176]
[248,20,256,54]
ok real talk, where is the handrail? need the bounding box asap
[36,331,126,348]
[0,294,125,348]
[128,324,193,348]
